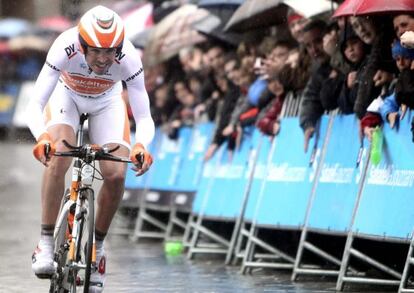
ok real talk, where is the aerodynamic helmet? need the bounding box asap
[78,5,124,52]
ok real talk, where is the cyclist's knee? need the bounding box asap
[46,157,72,177]
[103,171,125,186]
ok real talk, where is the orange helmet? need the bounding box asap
[78,5,124,51]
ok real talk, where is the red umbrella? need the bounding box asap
[333,0,414,17]
[37,16,73,33]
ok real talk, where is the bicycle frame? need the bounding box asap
[52,114,97,292]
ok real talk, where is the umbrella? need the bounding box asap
[131,27,154,49]
[122,2,154,39]
[224,0,288,32]
[333,0,414,17]
[111,0,143,15]
[197,0,244,7]
[143,4,209,67]
[37,16,73,33]
[283,0,337,18]
[0,41,9,54]
[192,12,243,46]
[0,18,32,39]
[8,35,50,52]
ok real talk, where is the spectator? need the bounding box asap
[336,25,370,114]
[349,15,396,118]
[298,19,331,152]
[361,40,414,140]
[256,74,286,136]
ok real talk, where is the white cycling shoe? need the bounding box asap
[89,248,106,292]
[32,241,55,278]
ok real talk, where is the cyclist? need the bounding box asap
[27,5,154,292]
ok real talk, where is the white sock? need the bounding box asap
[39,235,53,247]
[96,240,104,252]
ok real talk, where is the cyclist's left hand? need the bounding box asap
[130,143,153,176]
[33,132,56,166]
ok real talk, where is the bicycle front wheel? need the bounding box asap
[49,189,71,293]
[80,188,95,293]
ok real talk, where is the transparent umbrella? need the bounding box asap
[0,18,31,39]
[143,4,209,67]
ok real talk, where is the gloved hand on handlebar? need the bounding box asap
[33,132,56,166]
[130,143,153,176]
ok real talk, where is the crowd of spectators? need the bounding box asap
[141,8,414,160]
[2,5,414,160]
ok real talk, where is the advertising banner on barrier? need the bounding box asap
[307,114,367,233]
[198,126,255,219]
[147,127,191,191]
[124,128,162,190]
[253,116,329,228]
[13,81,34,128]
[192,139,225,215]
[244,128,273,222]
[353,114,414,240]
[174,123,214,192]
[0,84,19,126]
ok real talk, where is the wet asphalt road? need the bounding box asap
[0,139,392,293]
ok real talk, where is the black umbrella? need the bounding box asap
[224,0,288,32]
[192,12,243,47]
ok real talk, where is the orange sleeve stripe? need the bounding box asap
[123,100,131,145]
[44,102,52,125]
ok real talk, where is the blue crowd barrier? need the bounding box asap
[174,123,215,192]
[146,127,189,191]
[252,116,329,228]
[307,114,367,233]
[353,114,414,240]
[243,129,273,223]
[191,139,225,215]
[124,127,162,190]
[0,84,19,126]
[195,126,255,219]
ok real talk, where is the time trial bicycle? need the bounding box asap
[47,113,140,293]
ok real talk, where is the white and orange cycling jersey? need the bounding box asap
[26,27,154,149]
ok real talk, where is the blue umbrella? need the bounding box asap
[197,0,244,7]
[0,18,32,39]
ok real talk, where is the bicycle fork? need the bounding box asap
[68,157,96,265]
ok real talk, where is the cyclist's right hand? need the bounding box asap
[33,132,56,166]
[130,143,153,176]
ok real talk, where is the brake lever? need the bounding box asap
[62,139,80,150]
[135,152,144,169]
[44,143,50,158]
[107,145,120,153]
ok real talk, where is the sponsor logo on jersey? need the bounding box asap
[46,61,60,72]
[125,67,143,82]
[116,51,126,61]
[65,44,77,59]
[61,71,115,95]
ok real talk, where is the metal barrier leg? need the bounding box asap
[232,222,248,266]
[130,195,146,242]
[291,228,308,281]
[240,226,258,275]
[187,215,203,260]
[399,235,414,293]
[165,206,177,240]
[225,141,262,265]
[336,233,354,291]
[183,213,195,247]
